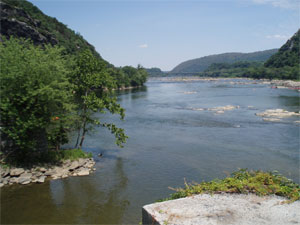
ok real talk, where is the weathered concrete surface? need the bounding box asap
[142,194,300,225]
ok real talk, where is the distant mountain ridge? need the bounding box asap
[170,49,278,75]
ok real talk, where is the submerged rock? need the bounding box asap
[263,118,281,122]
[256,109,300,118]
[189,105,239,114]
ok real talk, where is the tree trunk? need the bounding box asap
[79,119,87,148]
[79,90,88,148]
[74,128,81,149]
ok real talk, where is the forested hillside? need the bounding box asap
[0,0,148,88]
[0,0,101,58]
[198,30,300,80]
[170,49,278,75]
[265,29,299,68]
[146,67,167,77]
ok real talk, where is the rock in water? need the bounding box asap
[77,168,90,176]
[37,176,46,183]
[10,168,25,176]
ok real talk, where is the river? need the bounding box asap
[1,78,299,224]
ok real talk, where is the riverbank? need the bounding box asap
[151,77,300,89]
[0,157,96,187]
[143,169,300,224]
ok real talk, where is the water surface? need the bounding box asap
[1,78,299,224]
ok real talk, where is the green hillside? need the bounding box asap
[0,0,101,58]
[146,67,167,77]
[198,30,300,80]
[170,49,278,75]
[0,0,147,87]
[265,29,299,68]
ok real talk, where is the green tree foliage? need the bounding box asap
[1,0,148,89]
[199,61,263,78]
[108,65,148,88]
[265,29,300,68]
[0,38,133,163]
[199,60,299,80]
[145,67,166,77]
[70,50,128,148]
[0,37,74,153]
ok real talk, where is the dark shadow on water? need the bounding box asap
[1,157,129,224]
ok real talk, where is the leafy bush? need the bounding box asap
[0,37,75,153]
[159,169,300,203]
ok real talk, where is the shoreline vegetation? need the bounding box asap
[158,169,300,203]
[0,37,147,182]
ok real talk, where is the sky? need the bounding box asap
[30,0,299,71]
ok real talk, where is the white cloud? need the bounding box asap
[252,0,299,9]
[266,34,290,39]
[138,44,148,48]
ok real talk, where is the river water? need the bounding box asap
[1,78,299,224]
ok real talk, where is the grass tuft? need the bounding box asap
[158,169,300,203]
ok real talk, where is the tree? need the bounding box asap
[0,37,74,154]
[71,50,128,148]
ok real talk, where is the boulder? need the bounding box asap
[69,161,80,170]
[77,168,89,176]
[0,167,10,178]
[10,168,25,176]
[17,177,31,184]
[85,162,95,168]
[38,167,47,173]
[0,177,9,185]
[78,158,88,167]
[20,172,32,179]
[44,169,56,176]
[37,176,46,183]
[53,168,69,177]
[9,177,19,184]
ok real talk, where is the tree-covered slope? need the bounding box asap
[265,29,300,68]
[145,67,167,77]
[0,0,101,58]
[198,30,300,80]
[0,0,148,87]
[170,49,278,75]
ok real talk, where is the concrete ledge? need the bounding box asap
[142,194,300,225]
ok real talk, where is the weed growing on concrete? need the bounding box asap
[158,169,300,203]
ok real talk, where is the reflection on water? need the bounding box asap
[1,157,128,224]
[1,78,299,224]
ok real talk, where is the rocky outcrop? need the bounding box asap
[0,158,96,187]
[0,1,57,45]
